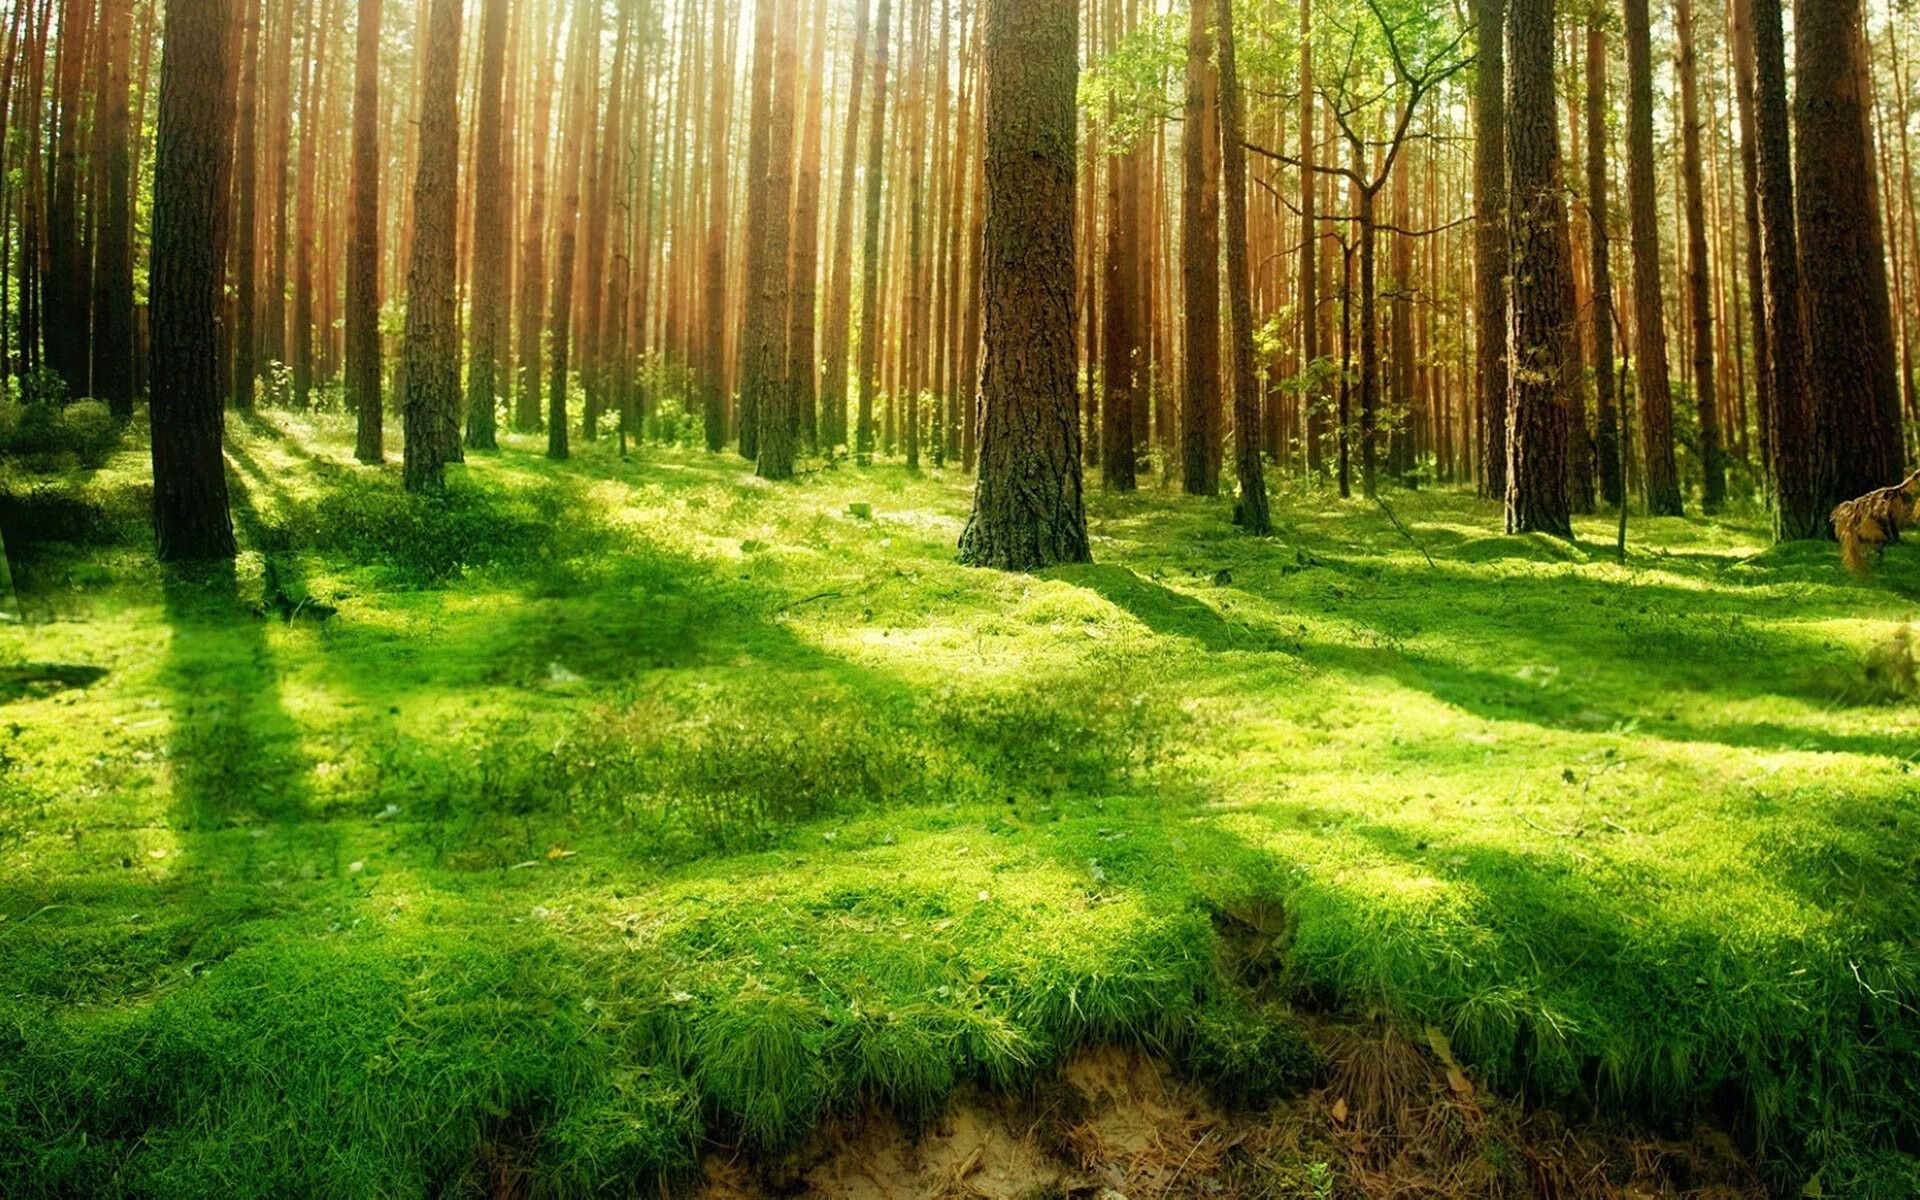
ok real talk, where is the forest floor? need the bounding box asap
[1,412,1917,1198]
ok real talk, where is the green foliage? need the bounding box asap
[0,413,1916,1196]
[0,395,123,469]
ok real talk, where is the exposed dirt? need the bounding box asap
[695,1021,1767,1200]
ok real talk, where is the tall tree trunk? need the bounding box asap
[1180,0,1220,496]
[820,0,869,454]
[736,0,775,459]
[750,0,800,479]
[1796,0,1905,515]
[91,0,133,415]
[1473,0,1508,500]
[786,0,829,452]
[855,0,893,461]
[232,0,261,410]
[1623,0,1684,514]
[150,0,237,560]
[1099,0,1136,492]
[401,0,463,491]
[958,0,1088,570]
[515,2,557,433]
[1729,0,1771,487]
[701,0,735,451]
[1747,0,1816,537]
[348,0,382,461]
[1299,0,1322,477]
[464,0,509,449]
[292,0,332,407]
[1675,0,1723,511]
[1217,0,1265,531]
[578,0,628,442]
[1503,0,1573,536]
[1586,14,1621,508]
[545,0,593,461]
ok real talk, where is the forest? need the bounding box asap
[1,0,1919,1194]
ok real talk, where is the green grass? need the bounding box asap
[2,411,1917,1196]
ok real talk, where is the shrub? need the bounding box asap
[57,401,118,468]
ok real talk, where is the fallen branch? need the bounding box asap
[1373,495,1436,569]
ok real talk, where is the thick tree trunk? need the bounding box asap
[347,0,382,461]
[958,0,1088,571]
[1216,0,1266,531]
[1796,0,1906,516]
[401,0,463,491]
[1180,0,1220,497]
[1623,0,1684,514]
[1503,0,1572,536]
[1473,0,1508,501]
[464,0,508,449]
[150,0,237,560]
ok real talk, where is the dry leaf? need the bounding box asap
[1425,1024,1475,1097]
[1331,1097,1349,1124]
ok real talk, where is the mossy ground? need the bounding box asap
[2,412,1917,1197]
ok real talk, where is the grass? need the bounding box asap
[1,410,1917,1197]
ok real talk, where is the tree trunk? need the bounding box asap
[1299,0,1322,477]
[90,0,133,415]
[1675,0,1723,511]
[701,0,735,450]
[150,0,237,560]
[855,0,892,461]
[1623,0,1684,514]
[1586,14,1620,508]
[292,0,331,407]
[401,0,463,491]
[1503,0,1573,536]
[1747,0,1817,537]
[1473,0,1508,500]
[463,0,508,449]
[545,0,593,461]
[1728,0,1771,490]
[787,0,830,452]
[1180,0,1220,497]
[1216,0,1266,531]
[751,0,800,479]
[232,0,261,410]
[347,0,382,461]
[1796,0,1905,516]
[515,3,557,433]
[820,0,869,454]
[958,0,1088,570]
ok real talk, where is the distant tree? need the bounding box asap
[856,0,894,463]
[232,0,262,411]
[1797,0,1906,517]
[1502,0,1572,536]
[702,0,738,452]
[150,0,237,560]
[820,0,871,454]
[347,0,382,463]
[545,0,595,462]
[751,0,801,480]
[401,0,463,491]
[1622,0,1683,515]
[958,0,1089,570]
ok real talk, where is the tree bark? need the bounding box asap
[401,0,463,491]
[958,0,1089,570]
[1796,0,1906,516]
[751,0,800,479]
[1503,0,1572,536]
[855,0,893,462]
[150,0,237,560]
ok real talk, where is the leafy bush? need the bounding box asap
[0,396,123,469]
[1183,999,1318,1108]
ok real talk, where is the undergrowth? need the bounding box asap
[1,412,1917,1196]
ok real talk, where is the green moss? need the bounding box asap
[1,412,1917,1195]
